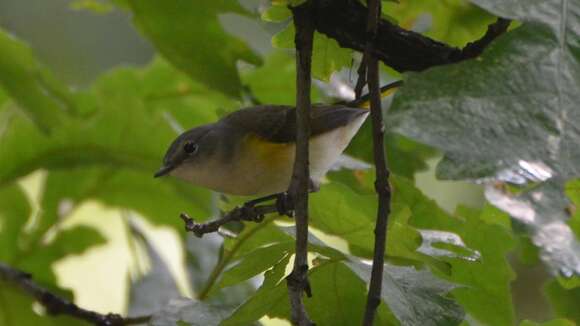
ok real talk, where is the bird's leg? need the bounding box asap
[275,192,295,217]
[239,193,281,222]
[243,178,317,218]
[243,193,280,207]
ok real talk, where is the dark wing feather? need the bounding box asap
[221,104,367,143]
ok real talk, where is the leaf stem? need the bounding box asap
[196,217,275,300]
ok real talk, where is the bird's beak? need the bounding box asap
[154,164,175,178]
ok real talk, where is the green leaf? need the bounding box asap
[0,283,84,326]
[242,51,323,105]
[222,255,395,326]
[565,179,580,239]
[545,279,580,323]
[125,0,261,98]
[219,242,292,288]
[305,259,395,326]
[346,258,464,326]
[272,24,352,82]
[0,58,228,186]
[151,298,234,326]
[0,28,72,132]
[520,319,576,326]
[389,1,580,277]
[393,176,516,325]
[221,254,291,326]
[383,0,496,47]
[0,184,30,262]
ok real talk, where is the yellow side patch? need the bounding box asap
[243,134,294,168]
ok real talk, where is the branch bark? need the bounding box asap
[360,0,392,325]
[312,0,510,72]
[287,1,316,325]
[0,262,150,326]
[180,204,278,238]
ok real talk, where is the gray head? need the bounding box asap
[154,125,214,178]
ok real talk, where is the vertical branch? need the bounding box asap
[287,1,315,326]
[361,0,392,325]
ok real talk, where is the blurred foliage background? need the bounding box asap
[0,0,579,325]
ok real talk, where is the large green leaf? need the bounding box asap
[312,172,515,325]
[124,0,261,98]
[0,28,72,132]
[393,176,516,325]
[389,1,580,276]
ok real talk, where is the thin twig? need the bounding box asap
[460,18,512,60]
[287,1,316,325]
[180,204,278,238]
[360,0,393,325]
[354,53,368,99]
[0,262,150,326]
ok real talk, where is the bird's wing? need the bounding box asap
[222,105,367,143]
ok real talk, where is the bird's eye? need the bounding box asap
[183,142,198,154]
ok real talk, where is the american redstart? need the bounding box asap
[154,81,402,196]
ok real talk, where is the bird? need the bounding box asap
[154,81,401,198]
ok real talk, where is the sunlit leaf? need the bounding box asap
[383,0,496,47]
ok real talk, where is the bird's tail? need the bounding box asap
[342,80,403,108]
